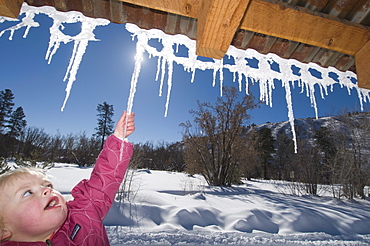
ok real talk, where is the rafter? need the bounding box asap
[355,40,370,90]
[241,0,369,56]
[196,0,251,58]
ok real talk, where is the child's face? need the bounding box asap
[1,172,68,242]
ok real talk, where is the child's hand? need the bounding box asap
[114,111,135,139]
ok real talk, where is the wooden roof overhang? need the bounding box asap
[1,0,370,89]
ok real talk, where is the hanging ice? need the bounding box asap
[1,4,369,152]
[0,3,109,111]
[125,23,370,152]
[0,16,16,24]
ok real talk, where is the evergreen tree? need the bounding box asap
[6,106,27,138]
[94,102,114,149]
[274,131,295,180]
[0,89,15,132]
[313,126,337,185]
[254,127,275,179]
[314,126,337,163]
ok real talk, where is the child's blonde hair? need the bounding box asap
[0,167,47,242]
[0,167,46,190]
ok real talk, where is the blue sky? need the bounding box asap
[0,12,368,144]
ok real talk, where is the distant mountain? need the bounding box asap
[252,112,370,143]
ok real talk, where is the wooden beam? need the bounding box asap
[196,0,251,59]
[119,0,370,57]
[0,0,23,18]
[241,0,370,56]
[355,40,370,89]
[118,0,200,18]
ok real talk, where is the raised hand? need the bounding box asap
[114,111,135,139]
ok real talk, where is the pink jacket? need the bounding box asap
[2,135,134,246]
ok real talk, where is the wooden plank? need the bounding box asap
[355,40,370,89]
[196,0,251,59]
[118,0,200,18]
[0,0,23,18]
[119,0,370,57]
[240,0,370,56]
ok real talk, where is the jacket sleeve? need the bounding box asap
[70,134,134,219]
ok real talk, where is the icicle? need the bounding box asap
[3,3,110,111]
[119,32,146,161]
[359,88,370,110]
[126,33,145,116]
[42,9,109,111]
[191,69,196,83]
[0,10,39,40]
[61,40,88,111]
[155,56,162,81]
[214,59,224,96]
[159,55,166,97]
[0,16,18,24]
[2,6,369,153]
[124,23,368,152]
[282,79,298,153]
[309,83,319,119]
[164,60,173,117]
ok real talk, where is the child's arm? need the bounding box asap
[53,112,136,245]
[69,111,135,216]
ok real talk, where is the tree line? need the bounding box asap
[0,89,182,175]
[1,87,369,200]
[0,90,117,170]
[181,87,370,200]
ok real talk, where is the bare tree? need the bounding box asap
[315,112,370,199]
[71,132,100,166]
[334,113,370,199]
[45,131,64,162]
[181,86,258,186]
[117,145,145,203]
[19,126,50,159]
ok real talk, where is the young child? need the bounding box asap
[0,111,135,245]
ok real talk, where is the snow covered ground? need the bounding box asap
[46,164,370,245]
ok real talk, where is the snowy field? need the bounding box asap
[46,163,370,245]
